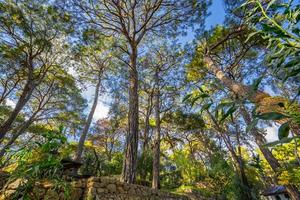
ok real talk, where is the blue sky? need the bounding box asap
[206,0,226,29]
[179,0,226,44]
[2,0,277,142]
[88,0,227,121]
[83,0,278,142]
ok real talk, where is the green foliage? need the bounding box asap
[253,108,299,142]
[80,148,123,177]
[255,112,289,120]
[0,0,300,198]
[160,163,182,189]
[278,122,290,140]
[251,76,264,91]
[244,0,300,87]
[219,105,237,123]
[137,150,153,185]
[171,149,204,186]
[183,90,210,107]
[0,0,72,58]
[164,110,205,131]
[4,127,70,199]
[260,138,300,187]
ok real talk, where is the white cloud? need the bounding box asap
[82,85,109,121]
[265,123,279,142]
[5,99,16,108]
[93,102,109,120]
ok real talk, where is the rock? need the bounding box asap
[116,181,124,186]
[0,177,193,200]
[42,181,55,189]
[32,187,46,199]
[101,177,117,184]
[88,177,101,183]
[128,187,136,195]
[91,187,98,194]
[107,184,117,193]
[0,189,15,200]
[72,179,86,188]
[87,181,104,188]
[97,188,106,193]
[100,178,108,184]
[70,188,83,199]
[117,186,125,193]
[7,179,24,189]
[44,189,59,200]
[123,183,130,191]
[58,192,66,200]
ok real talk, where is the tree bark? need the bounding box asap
[121,45,139,183]
[140,93,152,181]
[0,79,35,143]
[204,55,300,132]
[220,133,253,199]
[75,77,101,161]
[204,55,300,198]
[207,111,253,199]
[204,56,269,103]
[152,69,161,189]
[142,93,153,153]
[0,111,37,158]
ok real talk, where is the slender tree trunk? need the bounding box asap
[204,56,269,103]
[204,56,299,132]
[0,112,37,158]
[236,128,253,199]
[204,56,300,198]
[142,95,152,153]
[152,70,161,189]
[121,45,139,183]
[75,77,101,161]
[140,100,152,181]
[222,134,253,200]
[240,107,300,200]
[142,113,150,152]
[0,79,35,143]
[207,111,253,199]
[0,76,20,105]
[0,78,55,157]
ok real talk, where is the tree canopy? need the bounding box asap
[0,0,299,199]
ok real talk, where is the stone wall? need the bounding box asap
[0,177,194,200]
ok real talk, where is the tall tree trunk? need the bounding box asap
[204,56,299,132]
[204,56,269,103]
[222,134,253,199]
[0,79,35,143]
[121,45,139,183]
[0,74,20,105]
[205,55,299,198]
[207,111,253,199]
[152,70,160,189]
[236,127,253,199]
[142,113,150,152]
[0,111,37,158]
[140,97,152,181]
[240,107,300,200]
[142,94,152,153]
[0,79,55,158]
[75,77,101,161]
